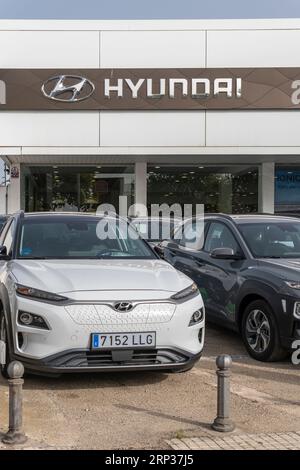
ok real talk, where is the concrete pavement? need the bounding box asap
[0,323,299,450]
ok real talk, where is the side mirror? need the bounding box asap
[0,245,10,260]
[210,247,243,260]
[167,242,179,250]
[153,245,164,257]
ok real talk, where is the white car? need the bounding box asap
[0,212,205,376]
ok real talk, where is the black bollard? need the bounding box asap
[2,361,27,445]
[212,354,235,433]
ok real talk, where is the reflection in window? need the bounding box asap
[23,166,135,213]
[147,165,258,214]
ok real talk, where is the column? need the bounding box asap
[134,162,147,216]
[8,164,21,213]
[258,162,275,214]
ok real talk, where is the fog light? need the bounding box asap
[189,308,204,326]
[18,311,49,330]
[19,312,33,325]
[294,302,300,319]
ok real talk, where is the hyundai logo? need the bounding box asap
[41,75,95,102]
[114,302,134,312]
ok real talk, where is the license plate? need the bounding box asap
[91,332,156,349]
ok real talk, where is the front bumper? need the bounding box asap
[12,347,202,374]
[276,295,300,349]
[12,293,205,370]
[280,322,300,350]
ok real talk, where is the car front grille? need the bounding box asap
[64,303,176,326]
[43,348,190,369]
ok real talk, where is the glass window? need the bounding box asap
[275,167,300,215]
[131,219,181,242]
[147,165,258,215]
[22,165,135,213]
[177,220,205,250]
[204,222,239,253]
[239,222,300,258]
[17,217,155,260]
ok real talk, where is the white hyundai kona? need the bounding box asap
[0,212,205,376]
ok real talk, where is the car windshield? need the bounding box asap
[239,221,300,258]
[131,219,179,242]
[17,217,156,260]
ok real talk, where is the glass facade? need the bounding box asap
[275,166,300,214]
[147,165,258,214]
[21,163,262,215]
[22,165,135,213]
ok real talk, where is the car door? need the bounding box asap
[163,218,210,292]
[198,221,246,326]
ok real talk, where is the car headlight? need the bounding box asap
[285,281,300,289]
[16,284,68,303]
[171,282,199,301]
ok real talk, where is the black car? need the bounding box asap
[160,214,300,361]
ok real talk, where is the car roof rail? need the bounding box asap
[190,213,234,222]
[204,213,233,220]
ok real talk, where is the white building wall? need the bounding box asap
[207,29,300,67]
[100,111,205,147]
[0,112,100,147]
[206,28,300,150]
[206,111,300,147]
[100,30,206,68]
[0,19,299,152]
[0,31,100,68]
[0,19,300,212]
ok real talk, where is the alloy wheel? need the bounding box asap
[245,309,271,353]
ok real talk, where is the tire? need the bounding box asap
[0,309,11,379]
[241,300,289,362]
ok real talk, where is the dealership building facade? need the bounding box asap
[1,18,300,215]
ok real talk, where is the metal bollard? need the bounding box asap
[2,361,27,445]
[211,354,235,433]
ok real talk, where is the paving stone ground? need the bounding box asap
[0,325,299,450]
[167,431,300,450]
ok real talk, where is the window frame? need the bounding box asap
[175,219,209,252]
[203,220,244,256]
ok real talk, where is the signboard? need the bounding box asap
[275,170,300,205]
[1,67,300,110]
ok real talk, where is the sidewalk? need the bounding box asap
[167,431,300,450]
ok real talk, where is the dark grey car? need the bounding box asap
[160,214,300,361]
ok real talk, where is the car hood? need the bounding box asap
[258,258,300,281]
[10,259,193,301]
